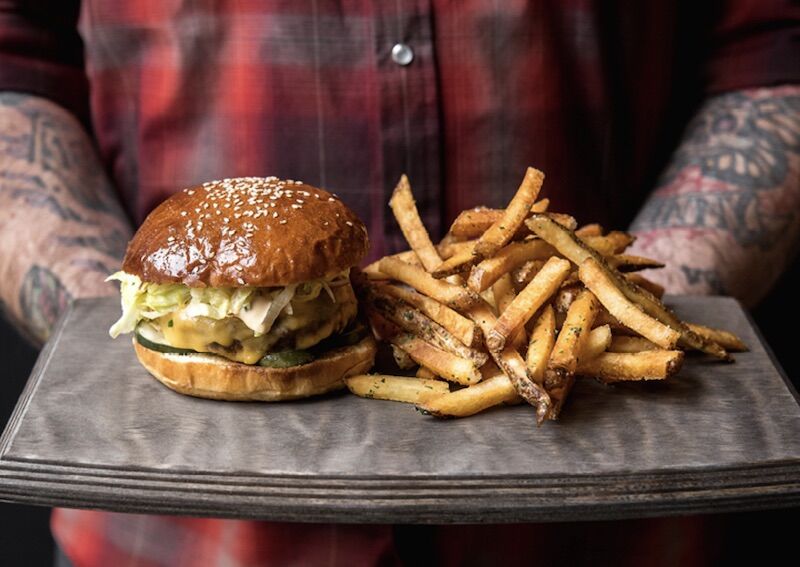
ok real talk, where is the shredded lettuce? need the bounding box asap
[106,272,191,338]
[107,269,350,338]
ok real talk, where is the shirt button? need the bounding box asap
[391,43,414,66]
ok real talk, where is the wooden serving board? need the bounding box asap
[0,296,798,523]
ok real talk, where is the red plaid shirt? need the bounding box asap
[1,1,798,565]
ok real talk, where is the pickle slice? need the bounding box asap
[135,328,198,355]
[258,349,316,368]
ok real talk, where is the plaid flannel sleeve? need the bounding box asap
[705,0,800,94]
[0,0,89,124]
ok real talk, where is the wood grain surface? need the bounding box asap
[0,296,798,523]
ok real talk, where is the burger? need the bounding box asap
[107,176,376,400]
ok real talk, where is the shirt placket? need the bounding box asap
[372,0,442,255]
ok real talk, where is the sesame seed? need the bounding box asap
[346,221,353,226]
[280,220,287,224]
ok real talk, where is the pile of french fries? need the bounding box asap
[346,168,746,424]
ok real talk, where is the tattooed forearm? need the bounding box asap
[0,93,133,345]
[56,230,129,261]
[18,266,73,343]
[630,86,800,306]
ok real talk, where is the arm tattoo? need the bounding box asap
[630,86,800,306]
[0,92,122,220]
[2,171,84,221]
[55,231,129,261]
[0,92,133,345]
[18,266,73,344]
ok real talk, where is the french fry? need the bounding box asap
[480,360,505,380]
[581,232,635,256]
[578,258,679,349]
[473,167,545,259]
[546,213,579,231]
[552,285,582,315]
[686,323,747,352]
[416,366,438,379]
[583,324,612,361]
[389,175,442,272]
[575,223,603,238]
[530,198,550,213]
[624,273,665,298]
[391,334,481,385]
[362,263,389,280]
[355,167,743,423]
[450,207,499,239]
[346,374,449,404]
[526,305,556,384]
[369,293,488,366]
[546,289,600,418]
[375,283,480,348]
[449,208,521,240]
[595,309,636,335]
[467,239,556,292]
[479,287,497,311]
[449,199,551,239]
[379,256,480,311]
[578,350,684,383]
[492,274,526,350]
[609,254,666,272]
[431,242,480,278]
[549,289,600,374]
[560,269,580,288]
[437,239,476,260]
[437,231,462,250]
[365,296,411,368]
[468,302,551,422]
[486,257,572,351]
[512,259,545,290]
[419,375,518,418]
[363,250,420,279]
[391,345,416,369]
[608,336,659,353]
[492,273,516,314]
[527,213,729,359]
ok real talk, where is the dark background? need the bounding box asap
[1,260,798,566]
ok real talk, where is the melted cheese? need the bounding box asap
[156,283,357,364]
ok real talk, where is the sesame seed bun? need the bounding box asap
[134,335,377,401]
[122,177,369,287]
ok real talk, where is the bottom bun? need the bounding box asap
[133,335,377,401]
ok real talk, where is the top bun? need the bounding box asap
[122,177,369,287]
